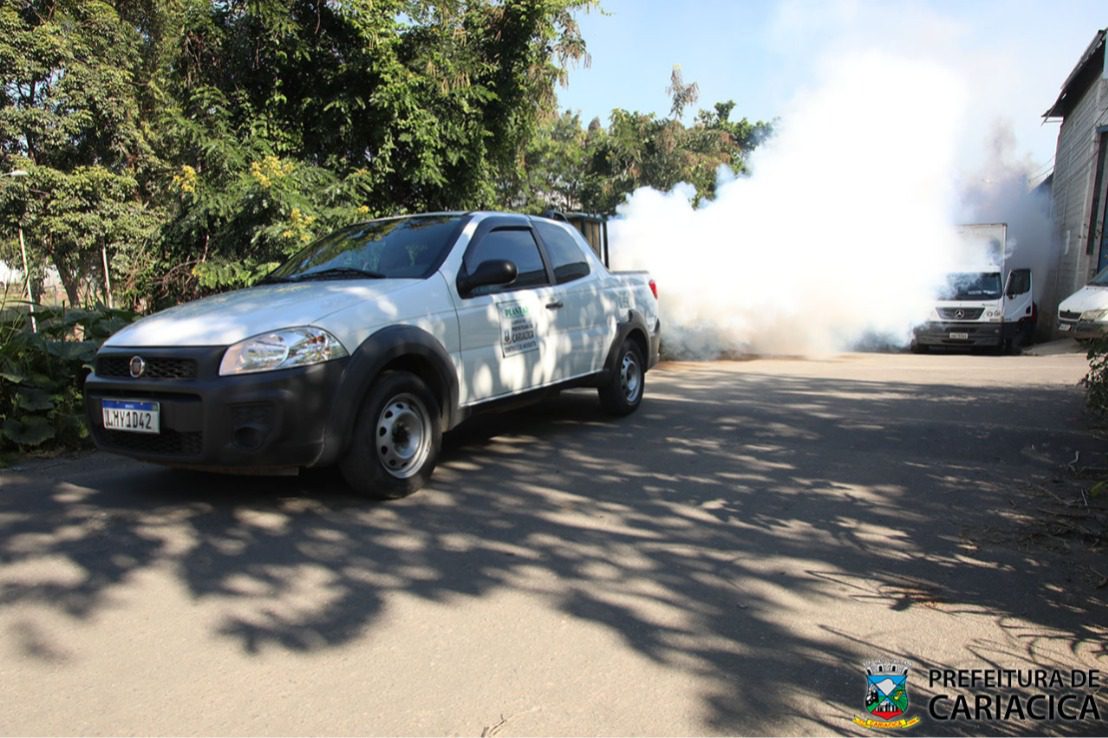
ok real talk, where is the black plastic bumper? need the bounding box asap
[85,346,348,469]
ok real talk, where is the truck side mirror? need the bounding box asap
[458,259,518,295]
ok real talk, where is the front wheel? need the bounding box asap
[340,371,442,499]
[599,338,645,416]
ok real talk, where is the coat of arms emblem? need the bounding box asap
[853,660,920,729]
[866,661,910,719]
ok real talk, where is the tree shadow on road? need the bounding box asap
[1,364,1106,735]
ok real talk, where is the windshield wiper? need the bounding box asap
[287,267,387,282]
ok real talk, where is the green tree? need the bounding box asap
[0,0,164,308]
[158,0,594,295]
[682,100,773,201]
[513,110,590,212]
[554,71,773,212]
[666,64,699,120]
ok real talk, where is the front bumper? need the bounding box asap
[84,346,348,469]
[1062,319,1108,341]
[913,321,1008,348]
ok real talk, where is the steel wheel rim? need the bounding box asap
[375,393,431,479]
[620,351,642,403]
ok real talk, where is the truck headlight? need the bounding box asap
[1080,309,1108,323]
[984,308,1002,321]
[219,327,348,375]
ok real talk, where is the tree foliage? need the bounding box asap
[0,0,164,307]
[516,81,773,214]
[1083,338,1108,415]
[1,0,597,302]
[154,0,597,298]
[1,1,770,308]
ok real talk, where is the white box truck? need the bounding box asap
[911,224,1035,353]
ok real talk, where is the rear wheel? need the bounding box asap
[599,338,645,416]
[340,371,441,499]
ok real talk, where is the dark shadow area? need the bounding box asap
[2,364,1106,735]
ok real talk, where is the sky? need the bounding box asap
[556,0,1107,178]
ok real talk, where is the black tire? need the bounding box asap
[340,371,442,499]
[1002,334,1024,355]
[599,338,645,416]
[1019,318,1036,348]
[910,341,929,354]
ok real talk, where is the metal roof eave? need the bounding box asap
[1043,28,1107,120]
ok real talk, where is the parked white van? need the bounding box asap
[1057,266,1108,340]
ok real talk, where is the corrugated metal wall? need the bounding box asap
[1049,75,1108,333]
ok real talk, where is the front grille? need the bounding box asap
[97,356,198,380]
[938,307,984,320]
[1060,310,1081,321]
[95,427,203,456]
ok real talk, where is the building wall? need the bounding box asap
[1050,73,1108,329]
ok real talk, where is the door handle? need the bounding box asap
[546,300,564,310]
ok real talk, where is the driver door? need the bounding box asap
[454,221,556,405]
[1004,268,1033,323]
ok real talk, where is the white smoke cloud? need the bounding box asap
[609,52,971,358]
[957,123,1055,303]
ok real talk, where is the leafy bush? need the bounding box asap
[1082,337,1108,416]
[192,259,280,291]
[0,302,134,463]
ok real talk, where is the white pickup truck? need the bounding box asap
[84,212,659,498]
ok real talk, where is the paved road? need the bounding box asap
[1,350,1106,736]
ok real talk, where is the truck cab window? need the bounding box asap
[1006,269,1031,296]
[464,228,549,292]
[536,222,591,284]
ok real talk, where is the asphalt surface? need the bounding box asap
[1,347,1106,736]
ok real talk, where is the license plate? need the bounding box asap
[102,399,160,434]
[949,332,969,340]
[1059,323,1072,332]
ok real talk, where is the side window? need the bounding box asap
[1006,268,1031,296]
[464,228,549,293]
[536,222,591,284]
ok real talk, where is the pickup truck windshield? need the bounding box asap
[940,272,1002,300]
[264,214,464,282]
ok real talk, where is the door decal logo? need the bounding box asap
[500,301,539,356]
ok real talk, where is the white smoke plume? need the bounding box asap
[957,123,1055,303]
[608,52,975,358]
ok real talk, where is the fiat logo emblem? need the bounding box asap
[954,309,965,319]
[129,356,146,378]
